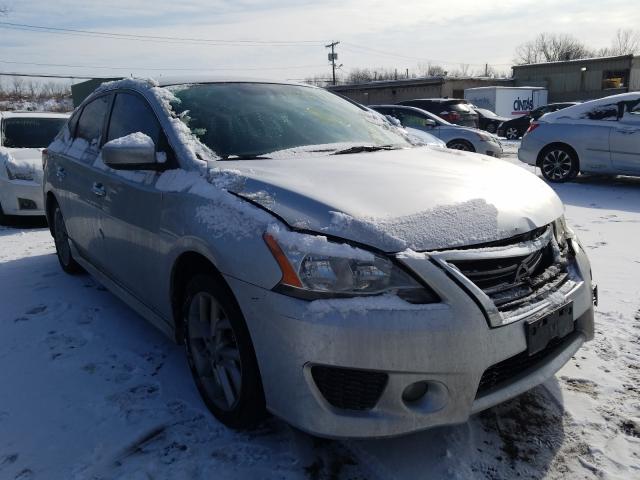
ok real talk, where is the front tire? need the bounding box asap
[52,203,82,274]
[446,139,475,152]
[183,274,266,429]
[486,123,497,134]
[540,146,579,183]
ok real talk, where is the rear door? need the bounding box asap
[611,100,640,174]
[48,94,112,266]
[98,91,176,307]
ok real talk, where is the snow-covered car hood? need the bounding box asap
[0,147,44,182]
[224,146,564,252]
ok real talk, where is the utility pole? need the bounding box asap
[325,41,340,85]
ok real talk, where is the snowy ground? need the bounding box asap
[0,142,639,479]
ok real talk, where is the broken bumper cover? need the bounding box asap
[225,245,595,439]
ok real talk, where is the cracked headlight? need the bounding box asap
[263,228,439,303]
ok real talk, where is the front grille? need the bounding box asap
[311,365,388,411]
[476,333,576,397]
[448,230,572,316]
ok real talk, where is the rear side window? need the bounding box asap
[76,95,111,145]
[584,103,618,121]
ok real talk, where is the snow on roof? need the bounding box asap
[93,75,311,91]
[542,91,640,122]
[512,54,634,68]
[0,111,70,119]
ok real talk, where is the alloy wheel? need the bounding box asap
[505,127,519,139]
[542,149,574,181]
[187,292,243,411]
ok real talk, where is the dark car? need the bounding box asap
[397,98,479,128]
[498,102,579,139]
[472,107,510,134]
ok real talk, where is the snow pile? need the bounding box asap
[0,146,41,179]
[266,224,374,261]
[328,198,500,252]
[103,132,154,149]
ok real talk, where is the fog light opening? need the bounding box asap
[402,381,429,404]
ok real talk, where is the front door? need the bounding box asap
[98,91,176,308]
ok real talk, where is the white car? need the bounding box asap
[0,112,69,221]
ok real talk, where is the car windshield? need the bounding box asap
[167,83,411,158]
[2,117,66,148]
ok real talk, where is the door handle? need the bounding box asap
[56,167,66,179]
[91,182,106,197]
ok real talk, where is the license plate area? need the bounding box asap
[525,303,574,356]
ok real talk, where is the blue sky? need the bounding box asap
[0,0,638,83]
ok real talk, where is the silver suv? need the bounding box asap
[44,78,596,438]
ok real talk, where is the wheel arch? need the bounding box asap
[446,138,476,152]
[170,250,236,344]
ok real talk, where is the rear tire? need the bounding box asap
[539,146,579,183]
[183,274,266,429]
[446,139,476,152]
[505,127,520,140]
[52,203,82,274]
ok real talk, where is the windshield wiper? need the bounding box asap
[331,145,400,155]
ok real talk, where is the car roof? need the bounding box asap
[0,111,70,119]
[96,75,312,90]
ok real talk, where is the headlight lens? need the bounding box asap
[5,165,35,181]
[553,215,569,248]
[264,227,438,303]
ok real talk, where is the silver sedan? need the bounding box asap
[44,78,594,438]
[518,92,640,182]
[371,104,503,157]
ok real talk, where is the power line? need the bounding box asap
[0,21,326,47]
[0,60,328,73]
[0,71,102,79]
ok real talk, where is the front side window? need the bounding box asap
[76,95,111,145]
[1,117,67,148]
[396,111,430,129]
[107,93,162,145]
[167,83,411,158]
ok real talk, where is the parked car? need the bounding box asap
[397,98,479,127]
[473,107,510,134]
[365,106,446,147]
[0,111,68,222]
[519,92,640,182]
[498,102,579,139]
[45,78,595,438]
[371,104,503,157]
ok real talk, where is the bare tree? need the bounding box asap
[601,29,640,56]
[515,33,593,64]
[11,77,25,98]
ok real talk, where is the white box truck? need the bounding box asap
[464,86,548,118]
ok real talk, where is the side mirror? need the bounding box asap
[424,119,436,127]
[102,134,159,170]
